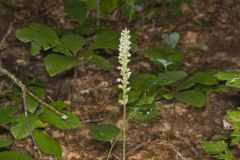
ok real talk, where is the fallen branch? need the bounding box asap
[0,21,14,50]
[126,139,151,157]
[22,91,43,159]
[166,142,187,160]
[0,66,68,119]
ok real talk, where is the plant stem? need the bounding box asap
[123,104,126,160]
[169,94,176,138]
[107,139,118,160]
[96,0,100,27]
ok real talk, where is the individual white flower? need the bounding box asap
[118,29,131,106]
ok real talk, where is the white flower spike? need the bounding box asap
[118,28,132,106]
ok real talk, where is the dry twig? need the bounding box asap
[0,66,68,119]
[22,91,43,159]
[166,142,187,160]
[0,21,14,51]
[126,139,151,157]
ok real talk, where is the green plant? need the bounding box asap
[15,23,117,76]
[200,71,240,160]
[89,29,132,160]
[0,73,81,159]
[201,141,235,160]
[125,44,227,122]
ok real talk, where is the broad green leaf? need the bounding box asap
[157,71,188,85]
[87,55,112,70]
[0,151,32,160]
[75,19,97,36]
[39,102,81,130]
[25,86,44,113]
[128,90,141,103]
[0,136,13,148]
[175,90,206,107]
[0,107,16,125]
[53,34,86,56]
[176,78,195,91]
[161,32,180,48]
[15,23,59,55]
[10,114,46,140]
[44,54,80,76]
[138,94,157,106]
[160,92,174,100]
[215,72,240,88]
[100,0,118,16]
[226,78,240,88]
[215,72,240,81]
[145,45,183,70]
[131,74,158,92]
[191,71,218,85]
[64,0,87,25]
[201,141,228,155]
[91,28,120,50]
[91,124,120,142]
[33,129,62,160]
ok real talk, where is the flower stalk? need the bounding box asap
[118,28,131,160]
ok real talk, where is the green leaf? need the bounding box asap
[91,124,120,142]
[128,90,141,103]
[176,78,195,91]
[64,0,87,25]
[0,107,16,125]
[215,72,240,88]
[53,34,86,56]
[25,86,44,113]
[44,54,80,76]
[15,23,59,55]
[100,0,118,16]
[175,90,206,107]
[10,114,46,140]
[91,28,120,50]
[75,19,97,36]
[157,71,188,85]
[201,141,228,155]
[0,136,13,148]
[39,102,81,130]
[33,129,62,160]
[0,151,33,160]
[138,94,157,106]
[191,71,218,85]
[131,74,158,92]
[214,152,235,160]
[145,45,183,71]
[230,130,240,145]
[87,55,112,70]
[215,72,240,81]
[161,32,180,48]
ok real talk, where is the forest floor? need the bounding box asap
[0,0,240,159]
